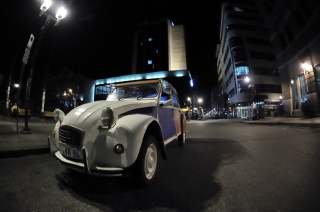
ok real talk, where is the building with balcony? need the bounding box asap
[216,1,282,118]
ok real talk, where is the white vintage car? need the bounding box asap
[49,79,187,185]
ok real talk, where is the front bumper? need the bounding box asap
[54,150,124,177]
[49,136,124,177]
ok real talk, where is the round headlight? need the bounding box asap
[54,108,65,122]
[101,107,114,128]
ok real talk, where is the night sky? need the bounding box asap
[2,0,222,105]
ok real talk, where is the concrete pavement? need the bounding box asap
[239,116,320,128]
[0,116,55,157]
[0,115,320,157]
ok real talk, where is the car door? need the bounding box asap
[158,82,176,141]
[170,88,182,136]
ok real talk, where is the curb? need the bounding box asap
[0,147,49,158]
[241,121,320,128]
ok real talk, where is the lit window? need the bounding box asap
[148,60,153,65]
[235,66,250,76]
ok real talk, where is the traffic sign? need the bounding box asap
[22,34,34,64]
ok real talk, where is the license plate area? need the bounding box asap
[59,144,83,160]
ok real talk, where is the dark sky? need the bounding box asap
[3,0,222,103]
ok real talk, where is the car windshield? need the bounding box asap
[107,83,159,100]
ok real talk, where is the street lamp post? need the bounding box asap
[189,76,194,120]
[198,98,203,119]
[187,97,191,121]
[71,89,77,108]
[64,89,77,108]
[12,83,20,134]
[22,0,67,134]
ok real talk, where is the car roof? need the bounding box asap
[114,79,162,87]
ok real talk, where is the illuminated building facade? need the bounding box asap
[91,18,190,103]
[216,0,320,117]
[258,0,320,116]
[216,1,282,118]
[132,18,187,74]
[92,70,192,104]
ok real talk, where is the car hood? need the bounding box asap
[61,100,157,127]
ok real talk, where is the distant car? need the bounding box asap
[49,79,187,185]
[212,114,220,119]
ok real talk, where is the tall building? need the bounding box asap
[93,19,192,105]
[216,1,282,118]
[256,0,320,116]
[131,18,187,74]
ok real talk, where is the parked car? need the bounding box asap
[49,79,187,185]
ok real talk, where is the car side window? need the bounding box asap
[136,85,158,98]
[160,81,172,106]
[163,98,172,106]
[171,89,179,108]
[161,92,172,106]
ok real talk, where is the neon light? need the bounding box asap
[90,83,95,102]
[91,70,191,102]
[190,79,194,87]
[235,66,250,76]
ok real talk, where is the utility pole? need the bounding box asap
[22,17,50,134]
[15,34,34,133]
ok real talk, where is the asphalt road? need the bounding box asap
[0,119,320,211]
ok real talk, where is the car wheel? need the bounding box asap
[178,131,186,146]
[134,135,158,185]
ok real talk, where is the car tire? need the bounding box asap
[178,131,186,146]
[134,134,158,186]
[178,115,186,146]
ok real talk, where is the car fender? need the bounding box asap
[49,121,61,155]
[91,114,162,168]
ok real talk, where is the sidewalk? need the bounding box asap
[0,115,320,158]
[0,116,55,157]
[240,116,320,128]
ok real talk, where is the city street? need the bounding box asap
[0,119,320,211]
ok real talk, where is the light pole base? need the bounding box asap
[21,128,31,134]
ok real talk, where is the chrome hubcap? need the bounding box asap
[144,143,157,179]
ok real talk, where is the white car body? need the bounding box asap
[49,79,187,184]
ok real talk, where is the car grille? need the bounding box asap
[59,125,84,146]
